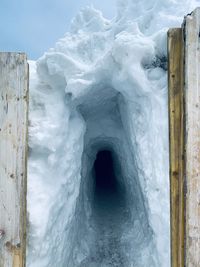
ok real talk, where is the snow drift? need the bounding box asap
[27,0,197,266]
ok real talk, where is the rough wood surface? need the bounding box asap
[168,28,185,267]
[0,53,28,267]
[184,8,200,267]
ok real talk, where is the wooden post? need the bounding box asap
[168,28,185,267]
[184,8,200,267]
[169,7,200,267]
[0,53,28,267]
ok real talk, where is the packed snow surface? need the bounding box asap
[27,0,198,266]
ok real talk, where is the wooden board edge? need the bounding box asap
[168,28,185,267]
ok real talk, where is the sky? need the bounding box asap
[0,0,116,59]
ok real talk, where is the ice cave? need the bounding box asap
[26,0,196,266]
[71,86,158,266]
[28,57,169,266]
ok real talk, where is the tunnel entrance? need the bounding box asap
[86,150,128,266]
[94,150,118,194]
[73,87,159,267]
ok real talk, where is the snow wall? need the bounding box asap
[27,0,198,266]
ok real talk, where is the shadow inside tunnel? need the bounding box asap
[87,150,128,266]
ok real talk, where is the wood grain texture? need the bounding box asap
[184,8,200,267]
[0,53,28,267]
[168,28,185,267]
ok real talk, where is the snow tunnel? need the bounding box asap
[28,69,169,267]
[90,149,128,266]
[65,86,159,267]
[27,3,171,266]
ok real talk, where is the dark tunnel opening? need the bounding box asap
[89,149,128,266]
[94,150,118,194]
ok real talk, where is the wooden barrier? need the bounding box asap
[169,7,200,267]
[184,8,200,267]
[168,28,185,267]
[0,53,28,267]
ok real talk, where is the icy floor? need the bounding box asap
[27,1,198,267]
[87,190,128,267]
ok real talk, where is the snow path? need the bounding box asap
[82,185,129,267]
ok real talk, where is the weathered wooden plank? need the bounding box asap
[0,53,28,267]
[168,28,185,267]
[184,8,200,267]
